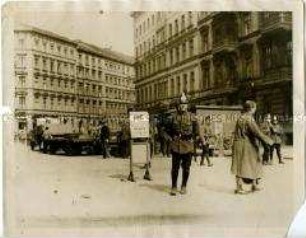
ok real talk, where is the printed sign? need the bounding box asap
[129,111,150,138]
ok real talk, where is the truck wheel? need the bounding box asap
[50,146,57,154]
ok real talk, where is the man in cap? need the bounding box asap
[270,116,284,164]
[168,92,203,196]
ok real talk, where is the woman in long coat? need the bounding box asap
[231,100,274,194]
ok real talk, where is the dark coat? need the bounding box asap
[231,113,274,180]
[270,123,283,144]
[100,125,110,140]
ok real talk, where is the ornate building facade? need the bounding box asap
[132,11,292,142]
[14,24,135,132]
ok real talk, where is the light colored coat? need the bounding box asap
[231,113,273,180]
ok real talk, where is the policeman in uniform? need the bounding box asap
[169,93,203,196]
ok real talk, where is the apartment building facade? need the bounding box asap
[132,12,292,129]
[14,24,135,132]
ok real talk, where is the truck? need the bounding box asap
[41,123,101,156]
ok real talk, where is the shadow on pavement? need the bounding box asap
[198,183,234,195]
[109,174,142,182]
[139,183,170,194]
[24,213,207,227]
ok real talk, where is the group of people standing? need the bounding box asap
[260,114,284,165]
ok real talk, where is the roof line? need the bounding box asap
[14,23,135,65]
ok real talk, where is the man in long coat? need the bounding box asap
[231,100,274,194]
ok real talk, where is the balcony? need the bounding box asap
[259,12,292,34]
[258,66,292,87]
[213,39,238,55]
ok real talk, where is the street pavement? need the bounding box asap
[5,142,301,238]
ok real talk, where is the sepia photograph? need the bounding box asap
[1,1,305,237]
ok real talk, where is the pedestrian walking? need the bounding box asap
[100,120,111,158]
[120,119,131,159]
[159,125,172,157]
[200,116,213,167]
[231,100,274,194]
[168,92,203,196]
[270,116,285,164]
[260,113,272,165]
[200,136,213,167]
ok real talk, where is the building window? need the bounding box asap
[176,47,180,63]
[202,30,209,52]
[170,78,174,96]
[188,11,193,26]
[262,44,272,71]
[16,55,26,68]
[189,38,194,56]
[244,55,253,79]
[183,74,187,92]
[182,42,186,60]
[170,49,174,65]
[34,94,39,104]
[50,97,54,109]
[287,41,292,66]
[181,15,185,30]
[43,42,47,51]
[190,71,195,92]
[19,96,26,107]
[18,76,26,87]
[70,64,74,75]
[57,62,62,74]
[42,58,47,71]
[57,45,61,54]
[50,60,54,72]
[34,38,39,47]
[243,13,252,35]
[175,19,179,34]
[34,76,39,84]
[176,76,181,95]
[43,97,47,109]
[34,56,39,68]
[18,38,24,48]
[169,24,172,37]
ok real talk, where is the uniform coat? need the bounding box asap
[170,112,201,154]
[231,113,273,180]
